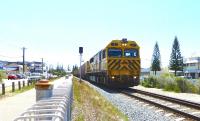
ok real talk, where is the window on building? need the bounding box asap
[190,63,196,66]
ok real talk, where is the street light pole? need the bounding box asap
[79,47,83,82]
[80,54,82,81]
[198,57,200,78]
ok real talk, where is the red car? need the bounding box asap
[8,74,17,80]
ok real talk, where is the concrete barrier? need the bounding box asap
[14,77,73,121]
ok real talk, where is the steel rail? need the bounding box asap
[121,90,200,120]
[129,88,200,110]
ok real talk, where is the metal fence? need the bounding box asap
[14,78,73,121]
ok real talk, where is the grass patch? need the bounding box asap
[72,77,128,121]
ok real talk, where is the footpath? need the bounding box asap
[0,77,72,121]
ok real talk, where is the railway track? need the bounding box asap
[120,88,200,121]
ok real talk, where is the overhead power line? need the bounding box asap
[0,54,22,58]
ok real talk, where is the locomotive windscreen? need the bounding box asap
[124,49,138,57]
[108,48,122,57]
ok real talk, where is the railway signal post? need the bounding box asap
[79,47,83,82]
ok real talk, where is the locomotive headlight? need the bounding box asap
[122,43,127,46]
[112,76,115,79]
[134,76,137,79]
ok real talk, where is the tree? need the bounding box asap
[67,65,71,71]
[151,42,161,75]
[72,65,79,75]
[169,36,183,76]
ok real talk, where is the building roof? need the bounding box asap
[184,57,200,64]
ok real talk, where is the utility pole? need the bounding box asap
[42,58,43,76]
[198,57,200,78]
[22,47,26,74]
[79,47,83,82]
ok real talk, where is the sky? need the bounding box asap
[0,0,200,69]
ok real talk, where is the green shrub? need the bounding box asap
[195,79,200,94]
[141,73,200,94]
[163,77,180,92]
[141,76,157,88]
[175,77,187,92]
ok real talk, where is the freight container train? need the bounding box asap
[79,38,140,88]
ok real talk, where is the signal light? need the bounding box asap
[79,47,83,54]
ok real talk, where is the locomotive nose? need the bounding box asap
[120,60,128,65]
[119,60,131,71]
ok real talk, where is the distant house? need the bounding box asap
[29,61,48,77]
[0,61,8,71]
[183,57,200,79]
[141,68,150,77]
[0,62,4,70]
[5,63,23,74]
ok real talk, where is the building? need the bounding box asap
[29,61,48,77]
[5,63,23,74]
[183,57,200,79]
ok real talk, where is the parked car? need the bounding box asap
[16,74,26,79]
[8,74,17,80]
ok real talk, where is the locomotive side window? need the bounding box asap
[99,51,102,61]
[124,49,138,57]
[108,48,122,57]
[102,49,106,58]
[90,58,94,63]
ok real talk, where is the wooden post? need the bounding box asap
[18,81,21,90]
[12,82,15,92]
[23,81,25,87]
[2,83,5,95]
[27,80,30,86]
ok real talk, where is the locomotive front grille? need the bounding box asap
[108,59,140,72]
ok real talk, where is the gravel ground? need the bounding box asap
[86,82,178,121]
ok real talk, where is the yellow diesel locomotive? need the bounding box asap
[80,38,140,88]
